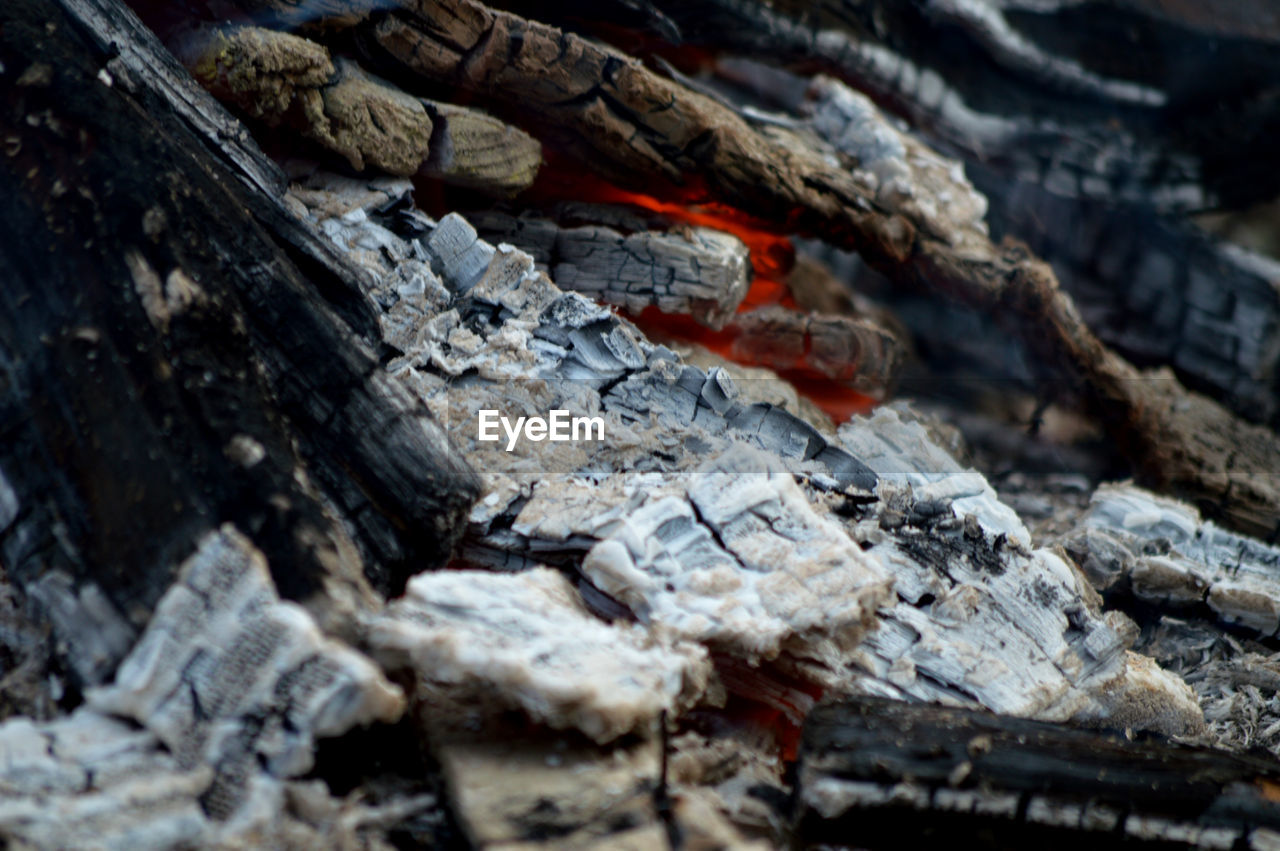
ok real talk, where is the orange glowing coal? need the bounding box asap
[527,168,877,422]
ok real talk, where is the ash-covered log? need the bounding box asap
[468,205,752,329]
[349,0,1280,538]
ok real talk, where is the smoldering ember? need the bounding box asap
[8,1,1280,850]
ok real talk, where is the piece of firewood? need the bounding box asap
[835,406,1203,737]
[419,99,542,196]
[796,697,1280,850]
[177,23,541,194]
[729,306,904,395]
[469,207,752,328]
[469,204,905,389]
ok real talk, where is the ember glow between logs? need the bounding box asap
[527,166,879,421]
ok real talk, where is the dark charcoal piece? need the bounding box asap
[0,0,479,687]
[796,697,1280,850]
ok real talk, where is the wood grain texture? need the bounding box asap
[797,697,1280,850]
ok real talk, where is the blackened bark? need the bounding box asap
[0,0,479,687]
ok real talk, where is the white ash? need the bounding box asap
[0,710,212,849]
[286,170,451,356]
[1065,483,1280,636]
[292,176,875,490]
[839,405,1028,545]
[25,569,136,687]
[804,75,989,245]
[513,445,893,673]
[837,408,1203,736]
[367,567,710,743]
[87,525,405,815]
[0,527,430,848]
[0,708,433,849]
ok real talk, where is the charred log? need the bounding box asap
[0,0,480,703]
[796,697,1280,850]
[177,23,541,194]
[468,206,752,329]
[506,0,1280,212]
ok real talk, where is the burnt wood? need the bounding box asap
[0,0,480,690]
[797,698,1280,850]
[504,0,1280,212]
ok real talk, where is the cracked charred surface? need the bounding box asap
[1063,484,1280,638]
[468,203,905,393]
[837,408,1202,738]
[179,23,541,193]
[0,527,423,849]
[469,206,752,329]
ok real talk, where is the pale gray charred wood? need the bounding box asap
[469,205,905,390]
[0,0,479,697]
[468,206,752,329]
[492,1,1280,430]
[1062,484,1280,637]
[796,698,1280,850]
[975,168,1280,426]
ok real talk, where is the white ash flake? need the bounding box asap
[88,525,404,792]
[0,526,418,848]
[565,445,892,669]
[368,567,711,743]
